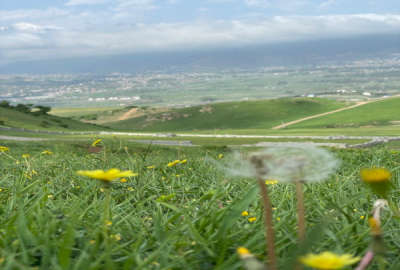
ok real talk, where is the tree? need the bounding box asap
[0,100,11,108]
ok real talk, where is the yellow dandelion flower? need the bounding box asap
[167,160,181,167]
[112,233,122,241]
[41,150,53,155]
[77,168,137,182]
[0,146,9,152]
[368,217,381,235]
[105,220,112,226]
[248,217,257,223]
[120,178,127,183]
[91,139,102,147]
[360,216,365,220]
[22,154,30,159]
[300,252,360,270]
[180,159,187,164]
[360,168,391,183]
[265,179,279,185]
[241,211,249,217]
[237,247,252,259]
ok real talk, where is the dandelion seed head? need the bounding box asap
[222,144,339,183]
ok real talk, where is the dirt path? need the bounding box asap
[118,108,139,121]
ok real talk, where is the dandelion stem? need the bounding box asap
[295,180,306,242]
[257,178,277,270]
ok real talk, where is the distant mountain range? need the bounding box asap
[1,34,399,74]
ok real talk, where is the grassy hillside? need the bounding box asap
[287,96,400,129]
[106,98,348,132]
[0,107,107,131]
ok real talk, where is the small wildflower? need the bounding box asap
[167,160,181,167]
[276,217,281,221]
[120,178,127,183]
[368,217,381,235]
[22,154,30,159]
[248,217,257,223]
[105,220,112,226]
[265,179,278,185]
[360,216,365,220]
[360,168,391,183]
[360,168,392,197]
[0,146,9,152]
[237,247,252,259]
[300,251,360,270]
[241,211,249,217]
[91,139,102,147]
[180,159,187,164]
[41,150,53,155]
[112,233,122,241]
[77,168,137,182]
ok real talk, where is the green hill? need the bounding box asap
[106,98,348,132]
[287,96,400,129]
[0,107,107,131]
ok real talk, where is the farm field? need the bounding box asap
[0,138,399,269]
[105,98,348,132]
[286,97,400,129]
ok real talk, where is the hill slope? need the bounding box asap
[0,107,107,131]
[106,98,348,132]
[286,96,400,129]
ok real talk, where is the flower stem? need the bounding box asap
[295,181,306,242]
[257,178,277,270]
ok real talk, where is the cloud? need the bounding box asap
[1,13,400,63]
[244,0,270,8]
[65,0,109,6]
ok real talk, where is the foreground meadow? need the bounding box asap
[0,139,399,269]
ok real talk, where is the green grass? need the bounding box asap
[0,107,107,131]
[287,97,400,129]
[106,98,348,132]
[0,140,399,269]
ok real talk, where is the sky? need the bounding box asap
[0,0,400,65]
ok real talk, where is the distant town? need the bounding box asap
[1,57,400,108]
